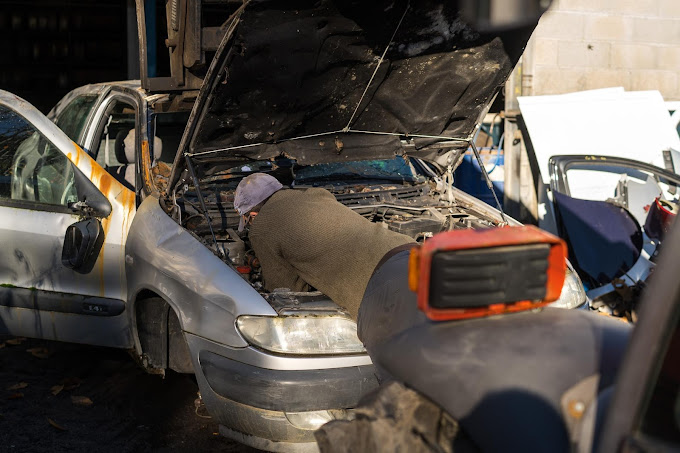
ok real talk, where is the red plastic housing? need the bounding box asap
[409,225,568,321]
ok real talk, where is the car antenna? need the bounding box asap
[469,140,508,225]
[184,155,223,257]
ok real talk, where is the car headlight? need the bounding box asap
[236,315,367,355]
[549,265,587,309]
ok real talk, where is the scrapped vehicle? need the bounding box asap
[518,89,680,319]
[547,155,680,318]
[46,81,192,191]
[317,220,680,453]
[0,1,585,451]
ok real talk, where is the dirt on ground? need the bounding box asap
[0,335,260,453]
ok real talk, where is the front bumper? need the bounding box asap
[200,350,378,412]
[186,333,378,450]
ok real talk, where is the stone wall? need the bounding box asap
[522,0,680,100]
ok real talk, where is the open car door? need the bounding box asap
[547,155,680,317]
[0,91,135,348]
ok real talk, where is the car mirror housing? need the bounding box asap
[71,161,112,218]
[409,225,567,321]
[61,218,106,274]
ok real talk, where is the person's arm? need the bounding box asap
[251,231,311,292]
[260,252,311,292]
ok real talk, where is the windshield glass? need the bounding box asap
[198,156,427,189]
[294,157,422,185]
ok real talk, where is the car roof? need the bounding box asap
[68,80,170,103]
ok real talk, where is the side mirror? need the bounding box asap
[61,219,105,274]
[71,165,112,218]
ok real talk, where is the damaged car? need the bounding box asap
[518,89,680,319]
[0,0,584,451]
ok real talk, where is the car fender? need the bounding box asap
[125,195,276,349]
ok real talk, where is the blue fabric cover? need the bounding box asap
[552,191,642,286]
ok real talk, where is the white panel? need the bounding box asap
[519,88,680,184]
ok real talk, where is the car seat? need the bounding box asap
[111,129,162,191]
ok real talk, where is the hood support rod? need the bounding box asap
[185,155,221,256]
[186,130,468,158]
[343,0,410,132]
[469,140,508,224]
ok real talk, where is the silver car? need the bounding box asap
[0,1,586,451]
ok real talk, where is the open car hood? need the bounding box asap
[169,0,541,188]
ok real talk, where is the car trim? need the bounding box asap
[0,198,76,215]
[0,286,125,317]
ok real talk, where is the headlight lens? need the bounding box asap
[236,315,366,355]
[549,265,587,309]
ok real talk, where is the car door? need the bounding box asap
[547,155,680,299]
[0,91,136,348]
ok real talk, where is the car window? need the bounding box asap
[0,105,77,207]
[93,100,136,168]
[54,94,98,145]
[152,111,190,163]
[564,165,679,202]
[562,165,680,226]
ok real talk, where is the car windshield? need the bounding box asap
[199,156,426,189]
[294,157,422,185]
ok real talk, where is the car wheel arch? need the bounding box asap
[131,290,194,375]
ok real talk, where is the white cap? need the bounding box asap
[234,173,283,231]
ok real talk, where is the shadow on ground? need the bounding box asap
[0,335,260,453]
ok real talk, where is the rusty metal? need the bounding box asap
[135,0,242,92]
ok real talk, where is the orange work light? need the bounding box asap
[409,225,567,321]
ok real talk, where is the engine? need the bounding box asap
[176,183,499,288]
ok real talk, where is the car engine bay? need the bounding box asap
[167,179,500,300]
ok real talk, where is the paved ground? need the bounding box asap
[0,335,260,453]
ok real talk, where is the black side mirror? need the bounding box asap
[71,165,112,218]
[61,219,105,274]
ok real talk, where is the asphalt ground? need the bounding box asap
[0,335,260,453]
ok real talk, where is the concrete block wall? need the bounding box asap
[523,0,680,100]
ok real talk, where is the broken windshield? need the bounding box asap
[198,156,423,188]
[294,157,422,185]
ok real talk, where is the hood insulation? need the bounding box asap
[184,0,538,165]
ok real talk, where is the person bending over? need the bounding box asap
[234,173,425,355]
